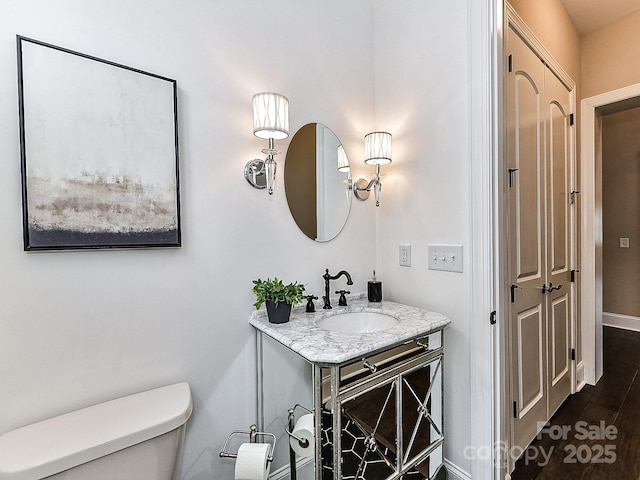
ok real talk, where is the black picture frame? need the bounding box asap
[17,36,181,251]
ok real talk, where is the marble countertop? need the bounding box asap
[249,294,451,365]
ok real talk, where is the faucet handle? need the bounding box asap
[335,290,350,306]
[305,295,318,313]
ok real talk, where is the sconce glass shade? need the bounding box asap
[253,93,289,140]
[264,157,277,195]
[337,144,350,172]
[364,131,392,166]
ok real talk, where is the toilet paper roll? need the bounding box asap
[289,413,315,457]
[234,443,271,480]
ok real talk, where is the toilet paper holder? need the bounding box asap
[286,404,313,449]
[219,424,276,463]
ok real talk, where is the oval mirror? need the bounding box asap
[284,123,352,242]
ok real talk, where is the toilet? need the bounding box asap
[0,382,192,480]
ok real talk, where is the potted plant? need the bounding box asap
[252,277,306,324]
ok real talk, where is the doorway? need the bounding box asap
[580,83,640,386]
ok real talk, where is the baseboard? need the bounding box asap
[603,312,640,332]
[444,459,471,480]
[269,457,469,480]
[268,457,313,480]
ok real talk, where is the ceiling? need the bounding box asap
[560,0,640,34]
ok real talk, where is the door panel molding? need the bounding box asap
[550,295,570,385]
[516,306,545,415]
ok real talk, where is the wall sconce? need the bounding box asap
[244,92,289,195]
[354,131,392,207]
[337,144,350,173]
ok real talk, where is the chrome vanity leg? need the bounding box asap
[331,365,342,480]
[396,376,403,475]
[313,365,323,480]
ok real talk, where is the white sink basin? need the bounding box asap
[316,312,399,333]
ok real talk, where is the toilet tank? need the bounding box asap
[0,382,192,480]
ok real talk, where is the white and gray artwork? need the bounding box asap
[18,37,180,250]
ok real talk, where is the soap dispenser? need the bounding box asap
[368,270,382,302]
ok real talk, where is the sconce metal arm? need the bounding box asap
[244,138,281,194]
[354,164,382,207]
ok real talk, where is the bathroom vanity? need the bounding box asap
[250,295,450,480]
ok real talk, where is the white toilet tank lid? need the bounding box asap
[0,382,192,480]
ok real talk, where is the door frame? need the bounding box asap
[580,82,640,387]
[468,0,502,478]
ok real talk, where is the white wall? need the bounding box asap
[0,2,376,478]
[0,1,481,478]
[373,1,472,472]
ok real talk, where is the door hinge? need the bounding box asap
[508,54,513,73]
[569,190,581,204]
[571,269,580,282]
[569,113,575,126]
[490,310,497,325]
[508,168,519,188]
[510,284,521,303]
[513,401,518,419]
[571,348,576,361]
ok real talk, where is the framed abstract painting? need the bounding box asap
[17,36,181,250]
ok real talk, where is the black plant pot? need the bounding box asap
[265,300,293,324]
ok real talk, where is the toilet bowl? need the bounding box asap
[0,382,192,480]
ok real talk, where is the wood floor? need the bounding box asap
[511,326,640,479]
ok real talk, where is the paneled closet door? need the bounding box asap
[506,25,574,451]
[544,69,572,417]
[506,27,548,451]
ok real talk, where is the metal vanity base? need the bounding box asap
[257,329,445,480]
[252,297,450,480]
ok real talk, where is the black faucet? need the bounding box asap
[322,269,353,309]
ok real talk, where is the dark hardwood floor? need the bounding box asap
[511,326,640,479]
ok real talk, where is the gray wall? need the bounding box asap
[603,108,640,318]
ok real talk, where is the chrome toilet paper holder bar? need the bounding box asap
[219,424,276,463]
[285,404,313,448]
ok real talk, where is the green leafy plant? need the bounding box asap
[252,277,306,310]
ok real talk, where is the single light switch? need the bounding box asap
[620,237,630,248]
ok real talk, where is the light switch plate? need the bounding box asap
[620,238,630,248]
[428,244,463,273]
